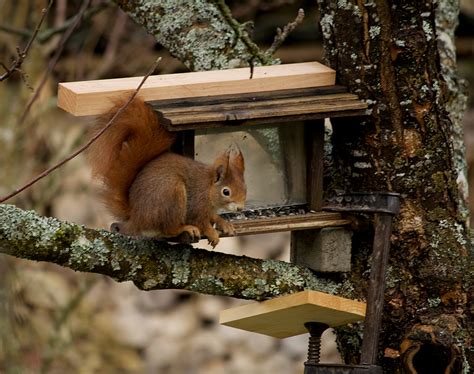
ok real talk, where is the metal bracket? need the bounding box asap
[301,192,401,370]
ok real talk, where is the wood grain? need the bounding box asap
[227,212,350,237]
[220,290,366,338]
[149,88,367,131]
[57,61,335,116]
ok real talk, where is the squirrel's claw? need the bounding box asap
[208,236,220,248]
[217,220,235,236]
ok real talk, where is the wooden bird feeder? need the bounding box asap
[58,61,400,373]
[58,61,367,273]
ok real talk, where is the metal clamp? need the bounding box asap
[302,192,401,371]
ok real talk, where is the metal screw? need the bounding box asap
[304,322,329,365]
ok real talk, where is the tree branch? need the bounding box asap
[265,8,305,57]
[0,0,54,82]
[0,56,162,204]
[0,204,340,300]
[112,0,278,71]
[19,0,92,124]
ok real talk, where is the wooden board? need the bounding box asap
[58,61,335,116]
[227,212,350,237]
[220,290,366,339]
[150,87,367,131]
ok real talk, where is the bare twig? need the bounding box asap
[0,57,162,204]
[38,2,111,43]
[212,0,273,66]
[265,8,305,57]
[0,2,111,43]
[19,0,92,125]
[0,0,54,82]
[89,9,128,79]
[0,24,32,38]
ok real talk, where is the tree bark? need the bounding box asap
[317,0,472,372]
[113,0,277,71]
[0,204,341,300]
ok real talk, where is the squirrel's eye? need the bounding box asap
[222,187,231,197]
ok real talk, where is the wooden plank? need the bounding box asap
[57,61,335,116]
[230,211,343,224]
[223,212,351,237]
[160,101,367,125]
[229,219,350,236]
[154,93,358,116]
[166,212,351,242]
[219,290,366,338]
[305,120,325,210]
[161,109,368,132]
[171,130,195,158]
[290,120,327,271]
[150,85,349,108]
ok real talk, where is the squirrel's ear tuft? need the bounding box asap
[215,164,225,183]
[232,149,245,174]
[214,151,230,183]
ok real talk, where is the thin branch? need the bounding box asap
[0,0,54,82]
[0,3,112,43]
[0,24,32,38]
[212,0,273,66]
[265,8,305,57]
[0,57,162,204]
[0,204,340,301]
[19,0,92,124]
[38,2,111,43]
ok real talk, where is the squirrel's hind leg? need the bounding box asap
[158,184,201,242]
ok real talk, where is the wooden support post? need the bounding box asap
[291,120,351,272]
[171,130,195,158]
[305,119,325,211]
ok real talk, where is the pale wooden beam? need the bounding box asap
[220,290,366,339]
[57,62,335,116]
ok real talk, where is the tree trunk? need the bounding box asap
[317,0,472,372]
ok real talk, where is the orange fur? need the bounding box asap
[88,97,176,220]
[88,97,246,247]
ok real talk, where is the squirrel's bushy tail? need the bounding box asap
[88,97,176,220]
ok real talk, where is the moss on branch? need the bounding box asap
[0,204,340,300]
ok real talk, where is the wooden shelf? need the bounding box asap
[220,290,366,339]
[162,211,350,243]
[226,211,350,237]
[150,86,367,132]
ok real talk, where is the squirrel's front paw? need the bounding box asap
[204,227,220,248]
[217,220,235,236]
[181,225,201,242]
[208,236,220,248]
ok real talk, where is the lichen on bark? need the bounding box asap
[317,0,472,371]
[113,0,277,71]
[0,204,341,300]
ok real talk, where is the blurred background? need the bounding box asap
[0,1,473,373]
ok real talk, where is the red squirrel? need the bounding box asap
[88,97,246,247]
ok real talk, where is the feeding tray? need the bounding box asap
[222,209,350,237]
[57,61,367,271]
[220,290,366,339]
